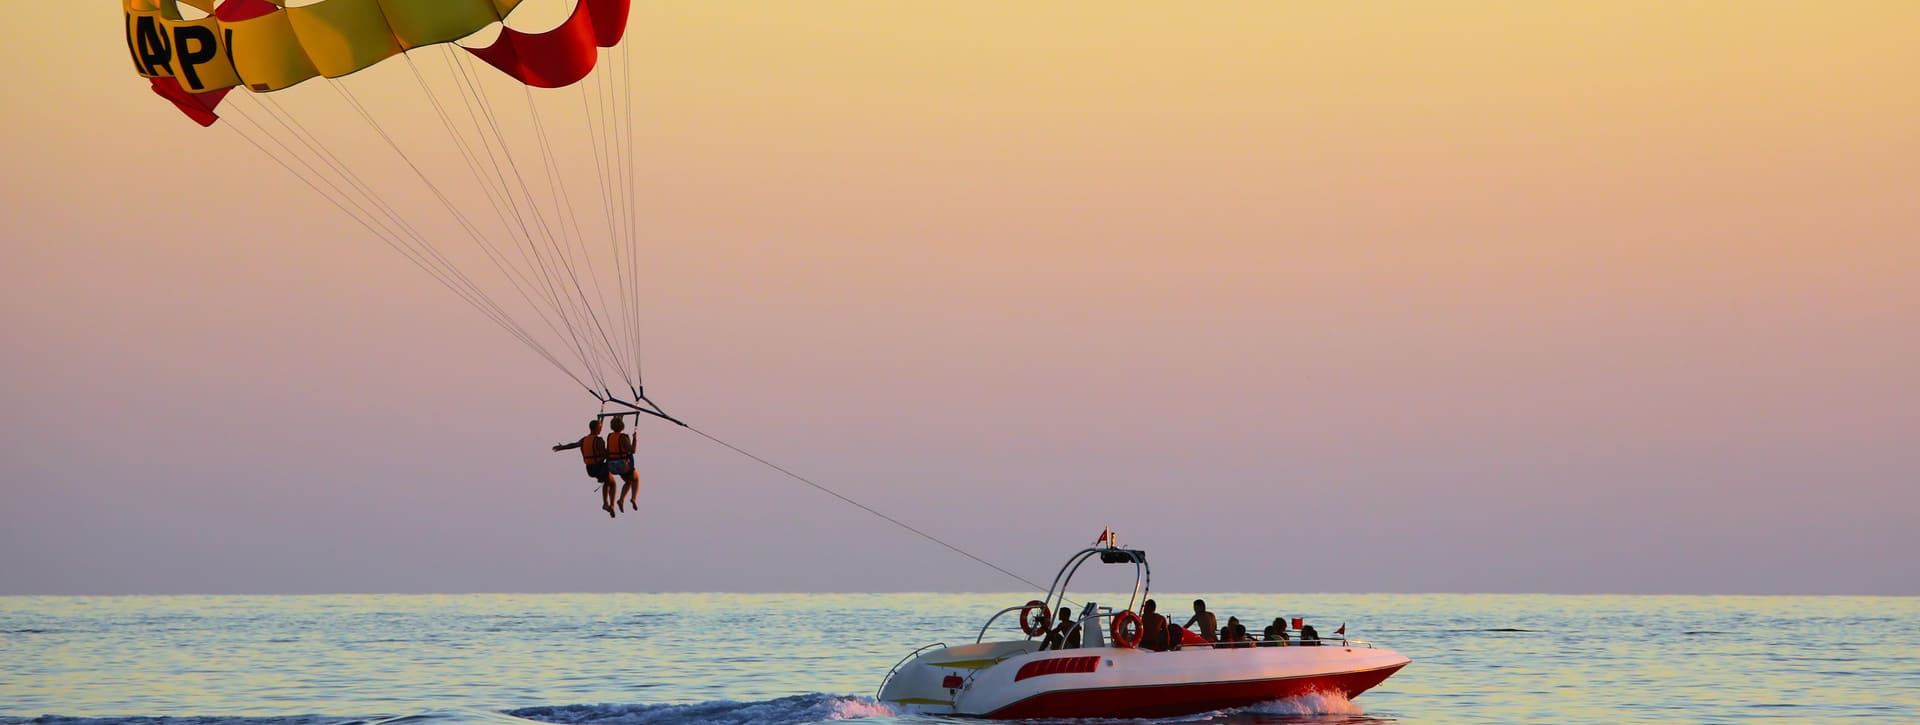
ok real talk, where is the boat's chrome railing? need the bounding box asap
[976,603,1130,645]
[876,641,949,699]
[967,545,1380,654]
[976,604,1043,644]
[1172,637,1374,649]
[1043,547,1149,621]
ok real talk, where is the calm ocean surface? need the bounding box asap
[3,593,1915,724]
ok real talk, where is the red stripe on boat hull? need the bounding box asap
[981,663,1408,720]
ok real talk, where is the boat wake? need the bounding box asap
[1234,690,1366,718]
[1,713,532,725]
[0,697,891,725]
[4,691,1369,725]
[506,694,894,724]
[507,690,1371,725]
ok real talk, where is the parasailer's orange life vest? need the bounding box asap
[607,432,634,459]
[577,435,608,465]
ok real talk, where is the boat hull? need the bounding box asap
[882,641,1411,720]
[983,661,1406,719]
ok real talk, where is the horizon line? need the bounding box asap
[4,590,1914,599]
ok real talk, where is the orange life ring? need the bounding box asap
[1019,600,1051,637]
[1111,610,1144,648]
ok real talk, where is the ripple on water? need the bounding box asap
[2,593,1916,724]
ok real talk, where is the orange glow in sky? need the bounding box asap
[2,2,1915,595]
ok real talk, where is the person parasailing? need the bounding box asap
[606,415,641,512]
[118,0,1051,591]
[553,419,616,518]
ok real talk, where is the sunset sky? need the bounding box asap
[2,1,1916,596]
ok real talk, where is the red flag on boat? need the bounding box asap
[1335,623,1346,635]
[1093,528,1112,547]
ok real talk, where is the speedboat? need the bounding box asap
[877,544,1410,719]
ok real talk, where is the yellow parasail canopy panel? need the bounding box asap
[379,0,517,51]
[285,0,403,80]
[225,11,319,92]
[124,0,527,94]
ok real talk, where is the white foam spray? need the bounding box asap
[507,694,897,725]
[1241,689,1365,717]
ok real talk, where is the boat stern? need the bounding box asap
[877,641,1038,716]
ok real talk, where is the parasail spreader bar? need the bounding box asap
[596,393,687,428]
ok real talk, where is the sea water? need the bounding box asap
[3,593,1915,724]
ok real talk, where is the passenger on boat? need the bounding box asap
[1140,599,1169,652]
[1300,622,1322,646]
[1040,607,1081,650]
[1262,617,1290,646]
[1183,599,1219,642]
[1222,617,1251,648]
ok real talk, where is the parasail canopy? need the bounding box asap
[120,3,1075,589]
[123,0,666,418]
[126,0,630,124]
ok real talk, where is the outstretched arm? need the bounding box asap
[553,441,583,452]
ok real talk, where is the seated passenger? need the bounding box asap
[1300,622,1321,646]
[1263,617,1290,646]
[1140,599,1168,652]
[1222,616,1251,648]
[1040,607,1081,650]
[1183,599,1219,643]
[1039,614,1062,651]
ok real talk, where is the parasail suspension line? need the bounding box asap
[591,394,1048,593]
[588,390,1041,590]
[620,40,644,385]
[332,76,604,392]
[600,390,686,428]
[519,81,635,390]
[450,51,621,395]
[219,102,593,394]
[680,424,1050,594]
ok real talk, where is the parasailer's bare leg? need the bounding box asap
[619,475,640,511]
[601,478,617,517]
